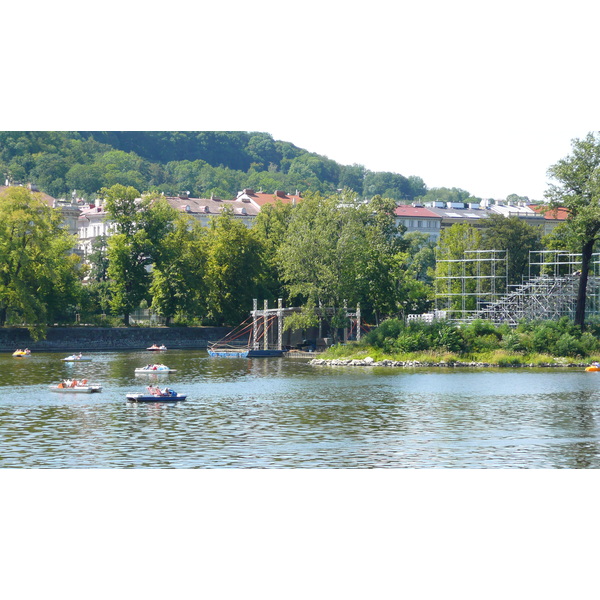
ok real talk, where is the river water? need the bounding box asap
[1,349,600,468]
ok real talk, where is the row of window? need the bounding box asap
[399,219,440,229]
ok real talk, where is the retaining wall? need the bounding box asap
[0,326,231,352]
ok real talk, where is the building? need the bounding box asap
[234,188,302,208]
[394,204,442,241]
[164,192,259,227]
[0,183,81,239]
[528,205,569,235]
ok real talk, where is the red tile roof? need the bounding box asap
[529,205,569,220]
[394,204,440,218]
[236,189,301,207]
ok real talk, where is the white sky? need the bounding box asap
[7,1,600,201]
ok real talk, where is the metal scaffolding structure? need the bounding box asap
[435,249,600,325]
[434,249,508,321]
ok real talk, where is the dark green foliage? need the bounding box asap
[364,319,464,354]
[362,316,600,358]
[0,131,427,201]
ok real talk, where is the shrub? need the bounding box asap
[501,332,529,353]
[555,333,584,357]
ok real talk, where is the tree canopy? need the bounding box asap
[546,132,600,328]
[0,187,81,338]
[0,131,436,202]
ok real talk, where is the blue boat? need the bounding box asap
[208,347,249,358]
[207,345,285,358]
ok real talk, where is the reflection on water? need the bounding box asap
[1,350,600,468]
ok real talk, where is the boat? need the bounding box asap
[126,386,186,402]
[208,345,250,358]
[134,364,177,373]
[147,344,167,351]
[586,364,600,371]
[49,379,102,393]
[207,346,286,358]
[12,349,31,357]
[62,353,92,362]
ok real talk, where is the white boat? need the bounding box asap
[147,344,167,351]
[49,380,102,393]
[62,354,92,362]
[134,364,176,373]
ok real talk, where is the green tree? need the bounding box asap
[204,210,265,325]
[251,200,294,300]
[106,232,150,325]
[404,231,436,284]
[0,187,81,338]
[101,185,177,325]
[276,192,410,323]
[150,216,209,324]
[546,132,600,328]
[481,214,542,286]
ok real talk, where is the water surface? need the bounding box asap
[1,350,599,468]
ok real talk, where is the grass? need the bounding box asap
[320,342,596,366]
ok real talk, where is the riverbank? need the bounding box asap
[310,357,590,368]
[0,326,231,352]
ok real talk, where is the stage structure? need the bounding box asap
[249,299,362,351]
[434,249,600,325]
[434,249,508,321]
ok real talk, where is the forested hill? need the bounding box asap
[0,131,429,201]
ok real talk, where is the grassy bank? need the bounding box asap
[320,318,600,366]
[320,344,597,366]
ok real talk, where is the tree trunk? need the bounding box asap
[575,239,595,329]
[123,312,130,326]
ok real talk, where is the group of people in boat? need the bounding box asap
[57,379,88,389]
[13,348,31,356]
[141,363,169,370]
[146,385,176,397]
[148,344,167,350]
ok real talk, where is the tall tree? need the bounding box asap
[150,215,209,324]
[546,132,600,328]
[0,187,81,338]
[102,185,176,325]
[251,200,294,300]
[276,192,410,323]
[203,210,265,325]
[480,214,542,286]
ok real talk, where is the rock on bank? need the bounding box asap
[309,357,589,368]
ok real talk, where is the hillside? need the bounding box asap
[0,131,428,201]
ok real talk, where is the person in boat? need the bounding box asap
[592,362,600,368]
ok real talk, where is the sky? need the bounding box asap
[6,2,599,202]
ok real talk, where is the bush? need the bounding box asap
[501,332,531,353]
[555,333,584,357]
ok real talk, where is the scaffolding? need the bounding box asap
[434,249,600,325]
[434,249,508,321]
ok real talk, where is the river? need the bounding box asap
[1,349,599,468]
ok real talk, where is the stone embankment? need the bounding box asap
[0,326,231,352]
[309,357,589,368]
